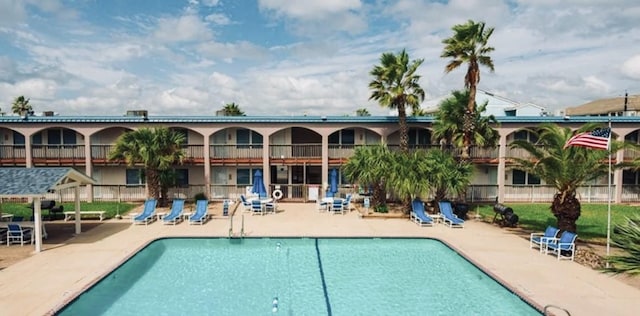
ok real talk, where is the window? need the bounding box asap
[408,128,431,147]
[512,170,540,185]
[236,129,262,149]
[12,132,25,145]
[173,128,189,143]
[63,129,76,144]
[48,129,62,145]
[175,169,189,188]
[623,170,639,185]
[32,132,42,145]
[505,110,516,116]
[126,169,145,186]
[513,130,538,143]
[237,168,263,187]
[329,129,355,145]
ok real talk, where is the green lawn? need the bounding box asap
[476,203,640,243]
[0,201,138,220]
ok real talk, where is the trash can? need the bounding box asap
[453,203,470,219]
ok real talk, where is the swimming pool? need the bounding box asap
[57,238,540,315]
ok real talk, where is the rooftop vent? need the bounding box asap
[42,111,55,117]
[126,110,148,117]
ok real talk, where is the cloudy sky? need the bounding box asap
[0,0,638,117]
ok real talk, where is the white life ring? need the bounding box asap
[272,189,283,200]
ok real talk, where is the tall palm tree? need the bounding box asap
[222,102,245,116]
[12,96,33,116]
[356,108,371,116]
[108,127,186,202]
[369,49,425,153]
[510,123,622,232]
[432,90,499,156]
[441,20,495,158]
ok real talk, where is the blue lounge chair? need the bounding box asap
[438,201,464,228]
[133,199,157,225]
[530,226,559,253]
[7,223,33,246]
[545,231,578,261]
[240,195,252,213]
[342,194,353,212]
[162,199,185,225]
[189,200,209,225]
[411,199,434,227]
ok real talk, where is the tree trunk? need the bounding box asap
[398,105,409,153]
[372,182,386,208]
[146,168,161,201]
[551,192,581,233]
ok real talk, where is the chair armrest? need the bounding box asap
[530,232,544,238]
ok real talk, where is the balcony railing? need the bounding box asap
[210,145,263,160]
[32,145,85,165]
[0,145,26,165]
[270,144,322,159]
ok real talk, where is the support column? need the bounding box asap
[75,185,82,235]
[262,135,271,194]
[321,134,329,194]
[83,133,94,202]
[497,134,507,203]
[203,134,211,199]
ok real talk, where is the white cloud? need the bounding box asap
[205,13,231,25]
[622,55,640,79]
[154,15,213,43]
[258,0,362,19]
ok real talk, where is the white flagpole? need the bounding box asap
[606,119,612,268]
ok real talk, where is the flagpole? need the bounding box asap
[606,118,612,268]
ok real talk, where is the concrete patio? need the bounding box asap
[0,202,639,315]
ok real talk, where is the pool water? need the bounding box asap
[58,238,540,315]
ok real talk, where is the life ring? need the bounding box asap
[272,190,283,200]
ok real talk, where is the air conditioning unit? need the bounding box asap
[126,110,148,117]
[42,111,55,116]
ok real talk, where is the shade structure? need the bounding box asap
[251,170,267,198]
[329,168,339,197]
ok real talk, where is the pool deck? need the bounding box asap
[1,203,639,315]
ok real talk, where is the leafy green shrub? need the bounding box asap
[375,204,388,213]
[194,192,207,201]
[603,215,640,276]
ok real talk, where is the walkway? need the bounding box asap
[0,203,638,315]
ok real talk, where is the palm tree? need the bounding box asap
[356,108,371,116]
[432,90,499,156]
[423,149,473,202]
[604,215,640,275]
[342,144,392,208]
[12,96,33,116]
[441,20,495,158]
[509,123,622,232]
[222,102,245,116]
[369,49,425,153]
[108,127,186,203]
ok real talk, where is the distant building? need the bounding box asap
[421,90,546,117]
[565,94,640,117]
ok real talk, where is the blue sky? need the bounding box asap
[0,0,639,116]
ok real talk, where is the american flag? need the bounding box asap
[564,127,611,150]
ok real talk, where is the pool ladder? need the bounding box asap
[543,304,570,316]
[228,214,245,238]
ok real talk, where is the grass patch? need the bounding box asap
[0,202,138,220]
[476,203,640,243]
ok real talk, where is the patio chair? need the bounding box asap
[240,195,252,213]
[133,199,157,225]
[530,226,559,253]
[265,200,276,214]
[331,199,344,215]
[342,194,353,212]
[7,223,33,246]
[189,200,209,225]
[411,199,434,227]
[251,199,264,216]
[545,231,578,261]
[162,199,185,225]
[317,199,328,212]
[438,201,464,228]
